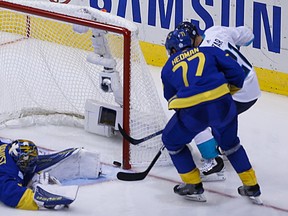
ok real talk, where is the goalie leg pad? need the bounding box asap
[34,184,79,209]
[37,148,102,182]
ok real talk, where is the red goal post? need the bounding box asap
[0,1,169,169]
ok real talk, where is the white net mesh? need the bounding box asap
[0,0,170,167]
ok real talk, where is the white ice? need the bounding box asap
[0,65,288,216]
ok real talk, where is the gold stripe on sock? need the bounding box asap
[179,168,201,184]
[238,168,258,186]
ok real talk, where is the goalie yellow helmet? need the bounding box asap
[9,139,39,173]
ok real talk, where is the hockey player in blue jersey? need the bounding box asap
[175,22,261,182]
[161,28,261,203]
[0,139,39,209]
[0,138,80,210]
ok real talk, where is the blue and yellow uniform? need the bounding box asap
[0,140,38,210]
[162,47,244,109]
[161,45,256,186]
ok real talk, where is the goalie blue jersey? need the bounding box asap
[0,140,38,210]
[161,46,245,109]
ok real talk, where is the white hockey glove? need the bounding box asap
[28,172,61,191]
[39,172,61,185]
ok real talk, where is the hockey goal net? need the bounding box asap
[0,0,169,169]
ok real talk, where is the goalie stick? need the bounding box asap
[117,123,163,145]
[117,145,165,181]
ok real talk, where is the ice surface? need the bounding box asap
[0,66,288,216]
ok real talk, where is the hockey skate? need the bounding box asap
[174,183,206,202]
[200,156,225,182]
[238,184,263,205]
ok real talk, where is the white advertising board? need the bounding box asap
[17,0,288,95]
[44,0,287,74]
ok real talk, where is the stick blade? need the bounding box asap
[116,145,165,181]
[117,171,147,181]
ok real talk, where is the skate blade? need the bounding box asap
[201,172,226,182]
[184,194,207,202]
[248,196,263,205]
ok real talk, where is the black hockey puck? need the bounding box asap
[113,161,122,167]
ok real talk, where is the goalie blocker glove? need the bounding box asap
[34,184,79,210]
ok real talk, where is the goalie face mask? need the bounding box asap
[9,139,39,173]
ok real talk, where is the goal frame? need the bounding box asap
[0,1,133,169]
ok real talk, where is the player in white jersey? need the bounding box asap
[200,26,261,106]
[176,22,261,181]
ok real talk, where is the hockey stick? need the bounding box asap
[117,145,166,181]
[117,123,163,145]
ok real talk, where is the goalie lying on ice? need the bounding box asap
[0,137,102,210]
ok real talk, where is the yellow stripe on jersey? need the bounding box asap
[228,84,241,95]
[16,188,39,210]
[179,168,201,184]
[168,84,230,109]
[238,168,258,186]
